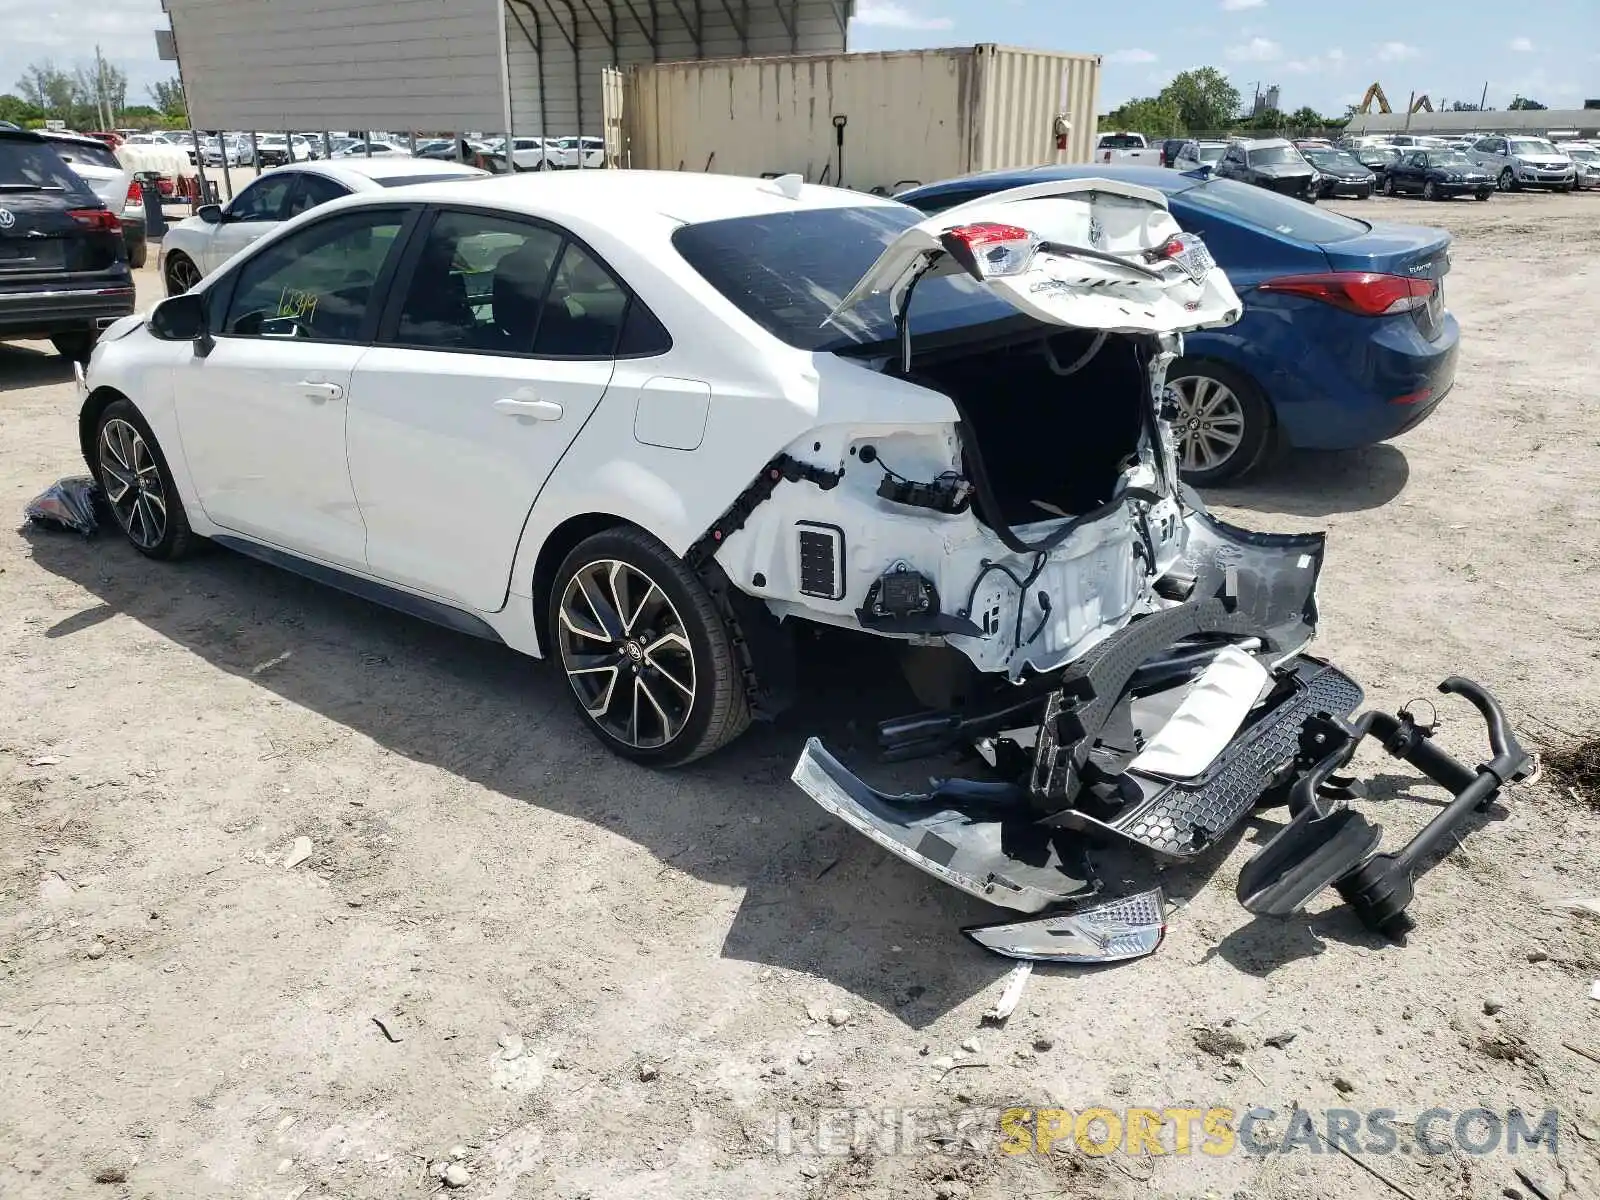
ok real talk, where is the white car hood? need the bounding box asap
[830,179,1243,337]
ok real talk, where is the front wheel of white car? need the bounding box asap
[550,527,750,766]
[1165,359,1274,486]
[164,250,202,296]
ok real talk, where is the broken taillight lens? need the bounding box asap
[939,221,1039,279]
[1257,271,1434,316]
[963,888,1167,962]
[67,208,122,232]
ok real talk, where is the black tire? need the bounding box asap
[1559,183,1575,194]
[1357,187,1372,200]
[1164,358,1275,487]
[1475,190,1492,202]
[1423,181,1439,201]
[1382,175,1395,197]
[548,526,750,766]
[164,250,200,296]
[129,240,147,270]
[92,398,198,561]
[50,331,97,361]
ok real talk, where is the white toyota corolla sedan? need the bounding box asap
[158,157,487,295]
[80,169,1256,766]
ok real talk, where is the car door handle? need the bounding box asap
[295,380,344,402]
[493,397,563,421]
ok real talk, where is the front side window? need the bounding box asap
[284,174,349,217]
[221,210,405,341]
[228,174,296,222]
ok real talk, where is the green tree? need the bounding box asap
[1508,95,1547,110]
[0,93,45,126]
[15,60,78,118]
[148,77,186,120]
[1239,106,1286,132]
[1287,105,1326,129]
[1159,67,1242,133]
[1448,101,1482,112]
[1103,95,1183,137]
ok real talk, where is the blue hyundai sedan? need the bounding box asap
[898,166,1459,484]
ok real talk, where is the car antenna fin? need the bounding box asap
[768,173,804,200]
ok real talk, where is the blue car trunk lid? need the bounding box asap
[1321,223,1451,341]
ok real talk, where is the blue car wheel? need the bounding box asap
[1165,358,1275,485]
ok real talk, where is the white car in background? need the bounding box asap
[1173,140,1228,174]
[158,157,487,293]
[550,135,604,168]
[1557,141,1600,189]
[333,139,414,159]
[40,132,149,268]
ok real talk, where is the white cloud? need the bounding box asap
[1327,47,1346,64]
[1227,37,1282,63]
[1286,49,1344,74]
[1221,0,1266,10]
[1105,48,1158,65]
[1508,36,1534,52]
[851,0,953,29]
[1377,41,1419,63]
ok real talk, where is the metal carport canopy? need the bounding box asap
[504,0,851,140]
[163,0,849,136]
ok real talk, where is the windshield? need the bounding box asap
[1179,177,1369,243]
[1509,139,1558,156]
[672,206,1016,352]
[1098,134,1145,149]
[1304,150,1365,171]
[1196,144,1225,162]
[1568,148,1598,162]
[1433,151,1474,168]
[1246,145,1305,167]
[47,138,121,170]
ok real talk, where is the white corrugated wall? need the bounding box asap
[973,47,1101,170]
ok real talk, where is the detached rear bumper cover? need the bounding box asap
[794,511,1532,951]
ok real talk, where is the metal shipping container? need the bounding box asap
[612,45,1101,194]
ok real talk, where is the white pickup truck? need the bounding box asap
[1095,132,1164,165]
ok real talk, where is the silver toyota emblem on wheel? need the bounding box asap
[0,209,15,230]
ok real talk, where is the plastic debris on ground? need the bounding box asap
[24,477,101,536]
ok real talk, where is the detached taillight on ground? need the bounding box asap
[125,180,143,207]
[1258,271,1434,316]
[67,208,122,232]
[939,222,1039,279]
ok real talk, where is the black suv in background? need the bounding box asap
[0,129,134,360]
[1213,137,1320,201]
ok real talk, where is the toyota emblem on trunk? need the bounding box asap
[0,209,15,229]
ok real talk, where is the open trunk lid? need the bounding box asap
[827,179,1243,337]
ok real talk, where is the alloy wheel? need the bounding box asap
[166,254,202,295]
[556,559,697,750]
[1167,375,1247,475]
[98,418,167,550]
[1498,168,1514,192]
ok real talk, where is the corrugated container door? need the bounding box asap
[602,66,625,168]
[972,46,1101,171]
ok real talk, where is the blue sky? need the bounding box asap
[4,0,1595,120]
[850,0,1599,115]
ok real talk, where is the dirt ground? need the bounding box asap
[2,190,1599,1200]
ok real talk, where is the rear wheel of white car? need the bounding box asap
[94,399,197,561]
[550,527,749,766]
[164,251,202,296]
[1165,360,1273,487]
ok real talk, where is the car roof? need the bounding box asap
[0,128,47,144]
[900,163,1196,201]
[1233,137,1292,149]
[370,169,905,224]
[290,158,489,187]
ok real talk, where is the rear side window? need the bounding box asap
[1178,178,1369,244]
[673,205,1014,351]
[0,138,98,199]
[48,139,121,171]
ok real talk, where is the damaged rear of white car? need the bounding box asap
[688,180,1531,961]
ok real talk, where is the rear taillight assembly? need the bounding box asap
[67,208,122,232]
[938,221,1039,280]
[125,180,143,207]
[1257,271,1434,316]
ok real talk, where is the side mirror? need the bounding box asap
[197,203,224,225]
[149,292,209,351]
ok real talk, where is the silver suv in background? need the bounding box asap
[1468,135,1576,192]
[1557,142,1600,190]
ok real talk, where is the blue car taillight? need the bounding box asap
[1257,271,1434,317]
